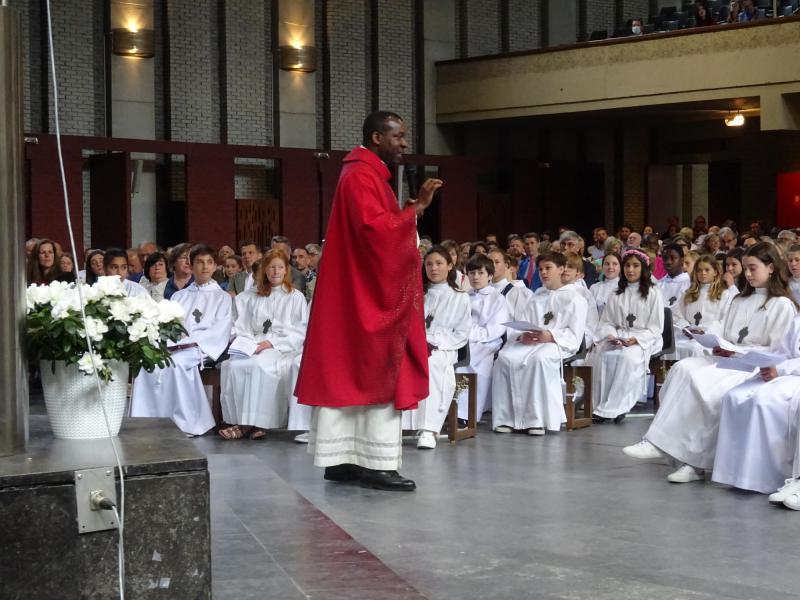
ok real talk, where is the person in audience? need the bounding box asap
[130,244,233,436]
[658,243,691,311]
[590,252,622,316]
[219,249,309,441]
[562,252,599,349]
[623,242,797,482]
[492,252,587,436]
[672,254,737,358]
[212,246,235,284]
[164,243,194,300]
[403,247,470,449]
[701,233,722,256]
[617,224,633,245]
[603,236,623,257]
[588,249,664,423]
[27,238,71,285]
[738,0,757,21]
[719,226,738,251]
[786,244,800,304]
[560,231,598,286]
[83,249,105,285]
[642,225,654,237]
[682,250,700,277]
[740,232,758,248]
[459,242,472,268]
[629,18,644,35]
[518,232,542,291]
[712,315,800,495]
[127,249,144,283]
[59,253,74,274]
[220,254,243,293]
[139,251,170,301]
[588,228,608,261]
[470,241,489,256]
[137,241,160,268]
[291,246,313,291]
[723,248,747,291]
[777,230,798,255]
[626,232,642,249]
[693,216,708,239]
[104,248,148,297]
[489,249,531,320]
[441,239,470,291]
[694,1,716,26]
[305,243,322,271]
[230,241,262,295]
[645,234,666,279]
[25,238,39,257]
[455,254,510,424]
[507,235,525,260]
[728,0,742,22]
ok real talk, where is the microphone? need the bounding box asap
[404,163,419,200]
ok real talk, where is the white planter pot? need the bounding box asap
[40,359,129,440]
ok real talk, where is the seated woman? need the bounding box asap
[588,249,664,423]
[26,238,72,285]
[403,246,470,449]
[713,314,800,495]
[163,243,194,300]
[83,249,105,285]
[219,249,309,440]
[590,252,621,316]
[624,243,797,483]
[672,254,737,359]
[138,252,170,301]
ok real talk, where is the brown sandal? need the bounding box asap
[249,428,266,440]
[219,425,243,440]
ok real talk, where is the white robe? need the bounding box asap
[455,286,510,420]
[645,290,797,470]
[220,286,308,429]
[712,316,800,492]
[590,277,619,317]
[123,278,149,298]
[130,280,233,435]
[671,284,737,359]
[657,272,690,312]
[790,277,800,306]
[403,283,471,433]
[587,284,664,418]
[492,284,587,431]
[492,277,532,321]
[573,280,599,348]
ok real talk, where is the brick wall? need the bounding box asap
[223,0,272,146]
[326,0,370,150]
[154,0,165,140]
[462,0,501,57]
[623,125,648,230]
[9,0,35,132]
[507,0,541,51]
[622,0,650,21]
[166,0,220,143]
[376,0,414,152]
[586,0,615,37]
[315,0,326,149]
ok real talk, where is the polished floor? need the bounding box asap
[194,413,800,600]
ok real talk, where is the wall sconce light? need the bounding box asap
[111,28,155,58]
[724,111,745,127]
[278,45,317,72]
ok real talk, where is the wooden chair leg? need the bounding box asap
[448,373,478,444]
[567,365,593,430]
[564,366,575,431]
[447,399,458,443]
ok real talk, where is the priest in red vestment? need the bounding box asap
[296,111,442,491]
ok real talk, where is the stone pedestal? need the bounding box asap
[0,415,211,598]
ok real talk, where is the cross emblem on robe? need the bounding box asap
[192,308,203,323]
[693,312,702,326]
[425,314,434,329]
[543,311,554,325]
[737,326,749,344]
[669,296,677,306]
[626,313,636,328]
[262,319,272,334]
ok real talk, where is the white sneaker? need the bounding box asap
[667,464,703,483]
[294,432,309,444]
[768,478,800,503]
[526,428,545,436]
[784,492,800,511]
[417,431,437,449]
[493,425,512,433]
[622,440,662,460]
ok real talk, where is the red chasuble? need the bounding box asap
[295,147,429,410]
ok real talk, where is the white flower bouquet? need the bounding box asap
[26,276,186,382]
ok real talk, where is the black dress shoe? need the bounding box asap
[592,415,610,424]
[613,413,627,424]
[360,469,416,492]
[324,464,363,482]
[457,418,469,429]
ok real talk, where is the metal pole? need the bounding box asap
[0,4,29,456]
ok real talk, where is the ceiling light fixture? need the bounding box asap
[724,111,745,127]
[111,28,155,58]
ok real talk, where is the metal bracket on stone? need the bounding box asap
[74,468,118,534]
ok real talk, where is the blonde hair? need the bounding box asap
[683,254,725,304]
[256,249,294,296]
[562,251,584,273]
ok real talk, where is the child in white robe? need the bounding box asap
[672,254,737,359]
[590,252,621,317]
[624,242,798,483]
[492,252,587,435]
[787,244,800,305]
[657,244,691,311]
[104,248,149,298]
[489,249,531,320]
[130,245,233,436]
[723,248,747,293]
[455,254,509,422]
[562,252,598,349]
[219,249,309,440]
[588,249,664,423]
[403,246,471,449]
[712,314,800,494]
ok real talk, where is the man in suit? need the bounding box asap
[230,240,262,295]
[518,232,542,291]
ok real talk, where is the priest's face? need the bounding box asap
[373,118,408,164]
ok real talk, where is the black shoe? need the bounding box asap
[360,469,416,492]
[613,414,627,424]
[592,415,610,424]
[324,464,363,482]
[457,418,469,429]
